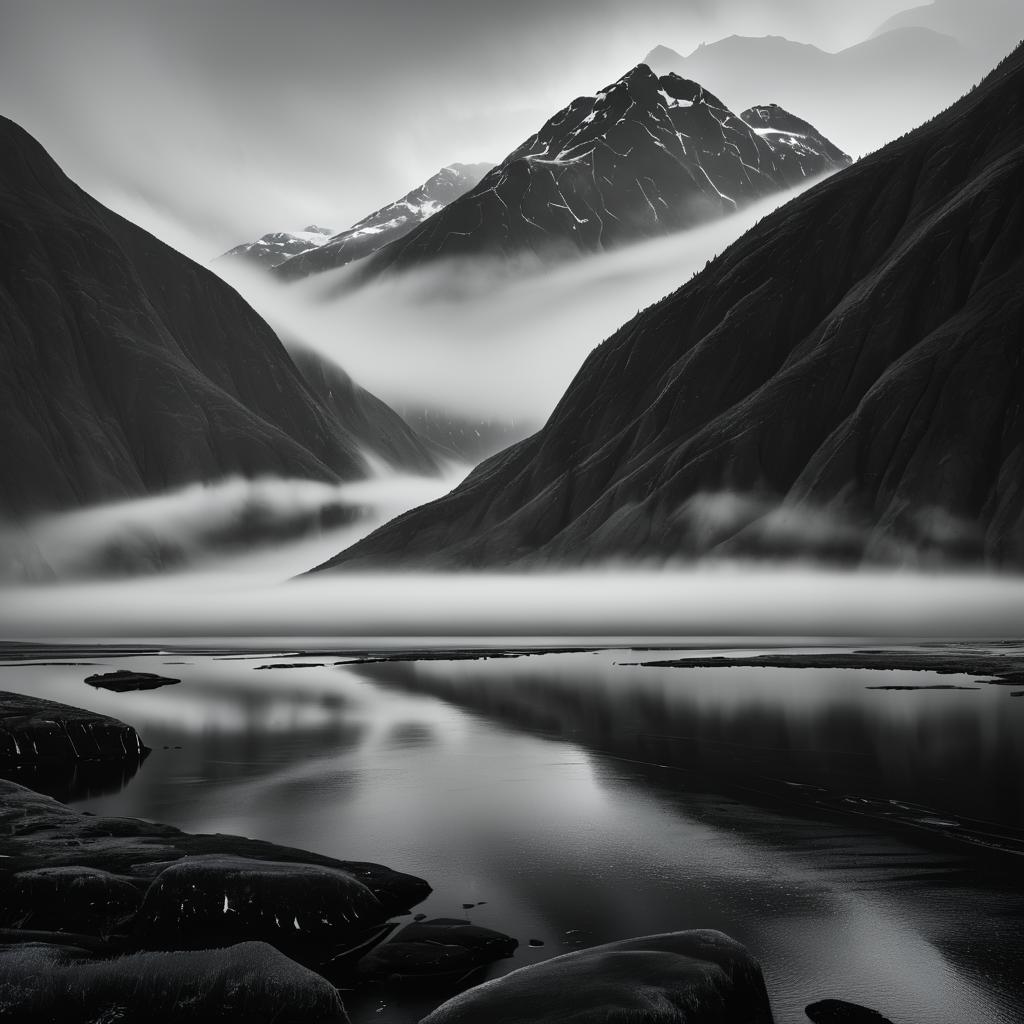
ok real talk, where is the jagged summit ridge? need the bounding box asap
[356,63,850,275]
[312,43,1024,571]
[275,161,493,280]
[219,162,493,277]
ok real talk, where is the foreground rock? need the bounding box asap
[0,939,348,1023]
[1,866,144,935]
[0,780,428,950]
[420,930,773,1023]
[84,670,181,692]
[0,692,146,767]
[0,691,149,800]
[135,854,388,952]
[806,1000,895,1023]
[0,778,435,1020]
[358,917,518,985]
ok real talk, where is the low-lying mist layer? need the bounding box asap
[217,184,820,429]
[2,567,1023,641]
[0,468,467,584]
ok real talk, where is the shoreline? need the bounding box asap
[2,641,1023,1022]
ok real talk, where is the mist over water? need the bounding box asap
[217,185,821,426]
[2,566,1024,641]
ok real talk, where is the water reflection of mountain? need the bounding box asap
[351,653,1024,853]
[0,753,147,803]
[61,667,371,814]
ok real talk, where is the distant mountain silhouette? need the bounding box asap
[354,63,848,279]
[873,0,1024,61]
[0,116,439,520]
[313,44,1024,571]
[219,164,493,278]
[646,28,974,157]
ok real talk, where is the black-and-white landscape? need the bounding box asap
[1,1,1023,1022]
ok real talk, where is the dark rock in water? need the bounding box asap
[806,999,895,1023]
[358,918,517,983]
[865,684,978,691]
[135,854,386,952]
[420,929,774,1023]
[253,663,326,670]
[0,691,147,767]
[0,927,111,952]
[84,669,181,692]
[0,781,429,941]
[0,780,436,1017]
[0,866,143,936]
[0,939,348,1023]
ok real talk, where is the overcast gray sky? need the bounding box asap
[1,0,1017,259]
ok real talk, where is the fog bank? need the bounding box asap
[220,185,819,425]
[0,468,467,584]
[2,568,1023,641]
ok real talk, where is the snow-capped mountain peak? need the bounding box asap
[354,63,851,275]
[218,162,493,276]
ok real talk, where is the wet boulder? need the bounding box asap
[421,929,774,1023]
[0,865,143,935]
[359,917,518,983]
[806,1000,895,1023]
[135,854,388,952]
[0,939,348,1023]
[0,780,429,919]
[0,692,147,766]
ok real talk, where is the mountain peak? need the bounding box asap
[221,162,492,277]
[615,61,659,84]
[313,42,1024,571]
[350,64,850,275]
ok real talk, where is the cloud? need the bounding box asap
[0,0,922,260]
[0,468,467,584]
[2,565,1023,640]
[218,182,823,427]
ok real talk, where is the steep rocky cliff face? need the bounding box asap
[314,45,1024,571]
[0,117,438,519]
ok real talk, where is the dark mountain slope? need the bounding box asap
[0,117,438,520]
[355,64,848,277]
[313,45,1024,572]
[287,346,446,472]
